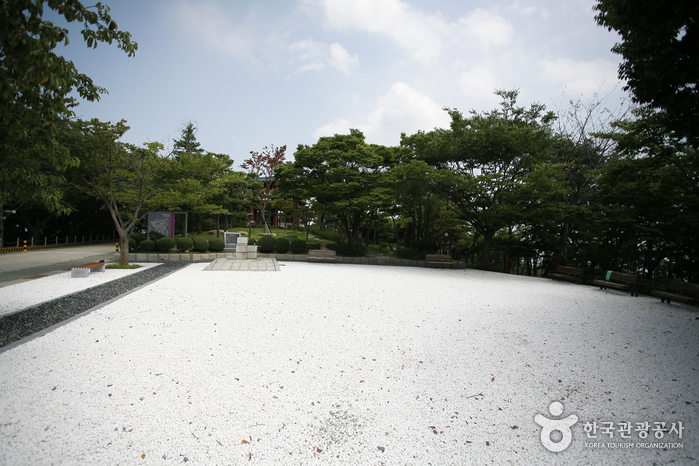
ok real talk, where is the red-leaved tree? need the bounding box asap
[241,145,287,233]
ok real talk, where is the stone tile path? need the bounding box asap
[205,258,279,271]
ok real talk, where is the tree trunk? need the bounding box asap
[561,222,570,264]
[118,230,130,266]
[482,234,493,268]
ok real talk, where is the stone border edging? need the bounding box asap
[115,253,467,269]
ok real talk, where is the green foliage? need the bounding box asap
[209,237,224,252]
[325,243,337,250]
[248,237,257,245]
[149,231,165,240]
[410,239,438,253]
[335,242,366,257]
[128,238,137,251]
[310,226,340,241]
[131,232,147,244]
[257,236,275,253]
[290,239,308,253]
[177,238,193,252]
[284,130,398,245]
[106,264,141,269]
[275,237,290,253]
[594,0,699,143]
[396,247,426,260]
[157,237,176,252]
[193,238,209,253]
[139,240,155,252]
[0,0,137,221]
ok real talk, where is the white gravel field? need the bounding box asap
[0,262,697,465]
[0,263,162,316]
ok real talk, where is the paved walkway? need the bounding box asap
[206,257,279,271]
[0,243,116,288]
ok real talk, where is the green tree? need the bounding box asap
[172,121,204,161]
[64,119,173,265]
[0,0,137,246]
[287,130,397,247]
[594,0,699,143]
[434,90,556,267]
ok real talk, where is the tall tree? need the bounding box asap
[594,0,699,143]
[286,130,396,246]
[0,0,137,246]
[240,144,288,233]
[172,121,204,161]
[434,90,556,267]
[64,119,173,265]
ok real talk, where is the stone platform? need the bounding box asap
[205,258,279,272]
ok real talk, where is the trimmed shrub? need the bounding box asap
[290,239,307,253]
[257,236,275,253]
[157,237,176,252]
[139,240,155,252]
[131,232,147,244]
[275,237,289,253]
[209,237,224,252]
[336,242,366,257]
[193,238,209,253]
[149,231,165,241]
[411,239,438,253]
[248,237,257,245]
[128,238,137,251]
[325,242,337,250]
[396,247,425,260]
[177,238,193,252]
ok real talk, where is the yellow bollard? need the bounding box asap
[116,242,119,253]
[23,240,27,253]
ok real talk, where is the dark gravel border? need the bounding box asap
[0,261,192,349]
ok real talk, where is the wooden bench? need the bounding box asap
[308,249,336,262]
[425,254,452,267]
[651,280,699,306]
[592,270,640,296]
[547,265,584,284]
[71,261,106,278]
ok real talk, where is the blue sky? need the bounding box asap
[53,0,627,168]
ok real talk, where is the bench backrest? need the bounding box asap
[607,271,639,285]
[553,266,583,276]
[425,254,451,261]
[667,280,699,296]
[309,249,336,257]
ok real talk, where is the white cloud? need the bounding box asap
[456,9,514,49]
[312,82,451,145]
[458,64,501,98]
[290,40,359,74]
[538,58,621,96]
[313,0,446,62]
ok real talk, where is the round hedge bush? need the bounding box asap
[131,232,147,244]
[275,237,289,253]
[193,238,209,252]
[209,237,224,252]
[139,240,155,252]
[128,238,137,251]
[248,237,257,245]
[290,239,307,254]
[157,237,176,252]
[257,236,275,253]
[177,237,193,252]
[149,231,165,241]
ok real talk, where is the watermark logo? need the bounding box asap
[535,401,579,452]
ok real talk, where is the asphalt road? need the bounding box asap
[0,243,116,288]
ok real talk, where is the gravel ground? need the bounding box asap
[0,263,163,316]
[0,262,188,348]
[0,262,697,465]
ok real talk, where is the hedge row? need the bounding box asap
[129,235,224,253]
